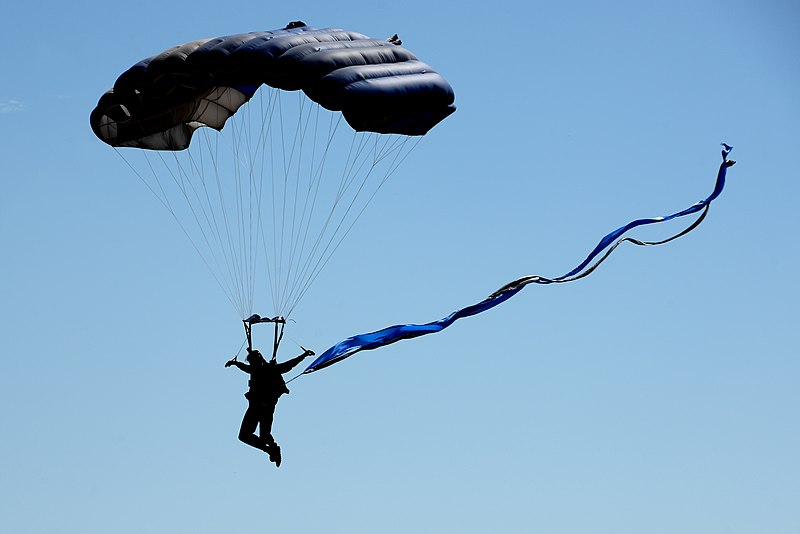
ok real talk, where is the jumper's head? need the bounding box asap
[246,348,266,364]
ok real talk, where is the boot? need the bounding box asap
[267,442,282,467]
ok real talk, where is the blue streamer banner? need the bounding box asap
[303,147,735,374]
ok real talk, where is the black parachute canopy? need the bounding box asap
[90,23,456,150]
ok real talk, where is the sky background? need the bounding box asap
[2,1,799,533]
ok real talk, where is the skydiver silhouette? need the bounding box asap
[225,347,313,466]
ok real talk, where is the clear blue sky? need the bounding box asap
[2,1,798,533]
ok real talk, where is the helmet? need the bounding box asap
[246,349,265,364]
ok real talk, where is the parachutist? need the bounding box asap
[386,34,402,46]
[226,347,314,466]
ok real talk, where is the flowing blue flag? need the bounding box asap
[303,147,735,374]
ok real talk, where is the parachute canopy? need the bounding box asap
[90,23,455,320]
[90,22,456,150]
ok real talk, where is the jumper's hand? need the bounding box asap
[301,347,315,358]
[225,359,236,368]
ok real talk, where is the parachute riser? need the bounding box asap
[243,314,286,361]
[243,322,252,352]
[272,320,285,362]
